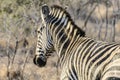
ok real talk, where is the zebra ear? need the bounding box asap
[42,4,50,16]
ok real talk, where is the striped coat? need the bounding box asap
[34,4,120,80]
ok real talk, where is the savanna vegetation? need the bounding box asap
[0,0,120,80]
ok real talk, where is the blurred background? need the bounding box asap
[0,0,120,80]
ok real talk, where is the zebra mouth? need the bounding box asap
[33,54,47,67]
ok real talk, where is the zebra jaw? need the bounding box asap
[33,54,47,67]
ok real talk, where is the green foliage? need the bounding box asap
[24,27,31,37]
[16,0,31,6]
[0,9,2,13]
[3,5,13,14]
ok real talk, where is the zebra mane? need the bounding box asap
[51,5,85,37]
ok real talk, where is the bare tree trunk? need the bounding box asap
[98,20,103,40]
[111,16,116,42]
[104,5,108,41]
[117,0,120,10]
[97,4,104,40]
[84,3,97,31]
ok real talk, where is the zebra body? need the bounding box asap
[34,4,120,80]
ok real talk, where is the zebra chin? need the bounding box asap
[33,54,47,67]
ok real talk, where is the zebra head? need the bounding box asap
[33,23,54,67]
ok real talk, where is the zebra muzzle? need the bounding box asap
[33,54,47,67]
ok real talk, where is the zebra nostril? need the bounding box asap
[33,55,47,67]
[39,54,47,62]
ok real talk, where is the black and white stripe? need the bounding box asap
[33,23,54,67]
[34,4,120,80]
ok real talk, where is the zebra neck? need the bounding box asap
[50,22,82,57]
[47,13,85,57]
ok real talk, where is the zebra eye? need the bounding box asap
[40,26,45,31]
[40,27,43,31]
[37,30,40,33]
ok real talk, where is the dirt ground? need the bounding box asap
[0,36,60,80]
[0,1,120,80]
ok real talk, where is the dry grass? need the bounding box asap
[0,50,59,80]
[0,38,15,50]
[0,64,7,80]
[93,4,113,19]
[0,0,120,80]
[0,34,59,80]
[115,20,120,34]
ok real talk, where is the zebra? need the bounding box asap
[33,23,54,67]
[33,4,120,80]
